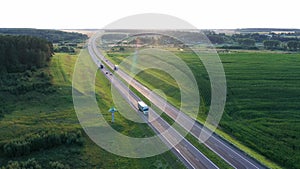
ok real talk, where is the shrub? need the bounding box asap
[3,130,83,157]
[1,158,41,169]
[48,161,70,169]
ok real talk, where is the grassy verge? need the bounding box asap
[159,113,234,169]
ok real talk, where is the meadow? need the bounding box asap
[105,48,300,169]
[0,51,185,169]
[219,51,300,169]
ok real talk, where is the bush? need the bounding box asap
[24,70,32,77]
[0,109,4,118]
[1,159,72,169]
[3,130,83,157]
[54,46,75,53]
[0,70,55,95]
[1,158,41,169]
[220,45,243,49]
[48,161,70,169]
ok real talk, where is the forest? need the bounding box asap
[0,35,53,73]
[0,28,87,43]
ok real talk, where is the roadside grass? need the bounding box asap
[0,51,185,168]
[158,111,234,169]
[104,48,300,169]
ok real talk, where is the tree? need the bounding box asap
[287,41,300,51]
[263,40,281,49]
[207,34,225,44]
[0,35,53,73]
[238,38,256,47]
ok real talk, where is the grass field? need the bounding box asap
[219,52,300,169]
[0,52,185,168]
[105,48,300,169]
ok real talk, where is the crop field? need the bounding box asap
[0,52,185,168]
[105,48,300,169]
[219,52,300,169]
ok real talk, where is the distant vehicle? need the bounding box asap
[110,72,112,75]
[137,101,149,115]
[114,65,118,71]
[105,71,108,74]
[99,64,104,69]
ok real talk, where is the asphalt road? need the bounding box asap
[87,35,219,169]
[88,33,266,169]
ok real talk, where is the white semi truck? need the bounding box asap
[137,101,149,115]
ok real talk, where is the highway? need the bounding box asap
[87,35,219,169]
[88,32,266,169]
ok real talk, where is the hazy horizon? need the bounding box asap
[1,28,300,30]
[1,0,298,30]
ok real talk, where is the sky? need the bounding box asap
[0,0,299,29]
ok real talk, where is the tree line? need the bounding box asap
[0,35,53,73]
[0,28,87,43]
[102,30,300,51]
[205,31,300,51]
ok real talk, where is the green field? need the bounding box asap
[219,52,300,169]
[0,52,185,168]
[105,48,300,169]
